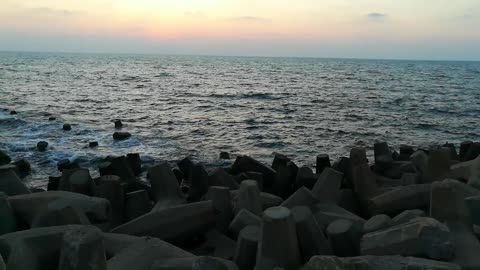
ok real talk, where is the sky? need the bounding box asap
[1,0,479,60]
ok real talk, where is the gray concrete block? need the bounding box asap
[273,161,298,199]
[360,217,454,260]
[468,156,480,189]
[0,169,30,196]
[280,186,318,210]
[374,141,393,170]
[110,201,215,243]
[191,230,236,260]
[148,163,185,203]
[367,184,431,216]
[352,163,378,199]
[234,225,259,270]
[125,190,153,221]
[0,193,17,235]
[363,214,393,234]
[97,175,126,226]
[312,203,365,230]
[8,191,111,226]
[294,166,316,190]
[423,148,452,183]
[208,168,239,190]
[229,209,262,238]
[326,219,361,257]
[312,168,343,203]
[234,180,263,216]
[151,256,239,270]
[316,154,331,175]
[59,169,96,196]
[58,226,106,270]
[231,156,276,189]
[31,199,90,228]
[410,151,428,175]
[392,209,425,226]
[447,223,480,270]
[256,207,301,270]
[291,206,332,262]
[205,186,234,233]
[187,165,210,202]
[430,179,480,226]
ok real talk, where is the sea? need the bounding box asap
[1,51,479,188]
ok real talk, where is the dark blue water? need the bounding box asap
[1,52,479,188]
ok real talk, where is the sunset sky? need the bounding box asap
[1,0,479,60]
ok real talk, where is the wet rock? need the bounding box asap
[231,155,276,189]
[363,214,393,234]
[430,179,480,226]
[256,206,301,270]
[114,119,123,129]
[234,225,259,270]
[107,236,193,270]
[0,169,31,196]
[0,151,11,166]
[303,255,461,270]
[126,153,141,176]
[208,168,239,190]
[48,175,61,191]
[360,217,454,260]
[0,192,17,235]
[8,191,111,226]
[219,151,231,160]
[48,116,56,121]
[229,209,262,238]
[312,168,343,203]
[273,160,298,198]
[292,206,332,262]
[281,186,319,210]
[112,131,131,140]
[234,180,262,216]
[57,159,79,172]
[326,219,361,257]
[58,226,106,270]
[294,166,316,190]
[316,154,331,175]
[37,141,48,151]
[12,159,30,177]
[206,186,234,233]
[367,184,431,216]
[392,209,426,226]
[111,201,216,243]
[88,141,98,148]
[125,190,153,221]
[63,123,72,131]
[9,110,16,115]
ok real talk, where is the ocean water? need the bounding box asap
[1,51,479,188]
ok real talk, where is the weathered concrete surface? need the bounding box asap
[367,184,431,216]
[8,191,111,226]
[430,179,480,226]
[312,168,343,203]
[291,206,332,262]
[234,225,259,270]
[363,214,393,234]
[58,169,96,196]
[312,203,365,230]
[148,163,185,203]
[190,230,236,260]
[97,175,126,226]
[256,207,301,270]
[360,217,454,260]
[0,193,17,235]
[58,226,106,270]
[447,223,480,270]
[234,180,263,216]
[31,200,91,228]
[231,156,276,189]
[0,225,86,270]
[107,236,193,270]
[125,190,152,221]
[294,166,317,190]
[468,156,480,189]
[151,256,239,270]
[410,151,428,175]
[316,154,331,175]
[280,186,318,210]
[392,209,425,226]
[229,209,262,238]
[206,186,234,233]
[187,165,210,202]
[326,219,360,257]
[302,255,461,270]
[352,163,378,199]
[0,169,30,196]
[423,148,451,183]
[272,161,298,199]
[208,168,239,190]
[110,201,215,243]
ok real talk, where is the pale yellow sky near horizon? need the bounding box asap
[1,0,479,59]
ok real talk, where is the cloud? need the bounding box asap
[29,7,84,16]
[229,16,270,22]
[367,13,387,21]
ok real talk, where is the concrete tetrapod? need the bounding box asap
[234,225,259,270]
[255,206,301,270]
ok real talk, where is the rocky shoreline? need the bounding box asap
[1,119,480,269]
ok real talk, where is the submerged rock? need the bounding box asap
[113,132,131,141]
[0,150,11,166]
[63,123,72,131]
[37,141,48,152]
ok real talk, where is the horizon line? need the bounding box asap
[1,49,479,63]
